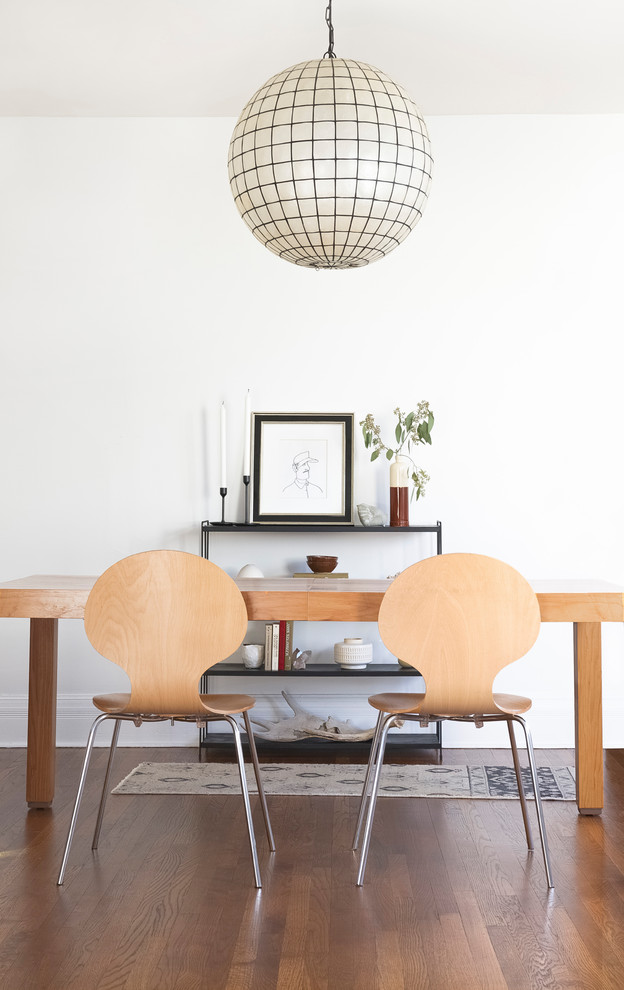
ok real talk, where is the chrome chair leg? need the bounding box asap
[356,713,395,886]
[507,718,534,850]
[92,718,122,850]
[225,715,262,888]
[58,712,112,885]
[512,715,554,889]
[353,711,384,851]
[243,710,275,852]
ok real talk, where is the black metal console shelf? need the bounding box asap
[201,520,442,559]
[199,520,443,755]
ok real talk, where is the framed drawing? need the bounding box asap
[252,413,354,524]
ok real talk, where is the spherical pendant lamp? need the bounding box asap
[227,3,432,269]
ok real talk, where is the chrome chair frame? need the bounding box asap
[353,711,553,888]
[58,709,274,888]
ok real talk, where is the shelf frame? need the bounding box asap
[201,520,442,559]
[199,521,444,754]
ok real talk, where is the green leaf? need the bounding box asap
[371,449,380,461]
[395,422,402,444]
[418,422,432,445]
[428,412,434,430]
[405,412,414,431]
[386,449,394,461]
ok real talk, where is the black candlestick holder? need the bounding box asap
[211,487,233,526]
[243,475,251,524]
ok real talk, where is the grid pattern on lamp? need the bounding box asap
[228,58,433,269]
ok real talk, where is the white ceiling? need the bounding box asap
[1,0,623,117]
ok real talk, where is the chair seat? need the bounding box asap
[92,692,256,717]
[367,691,532,717]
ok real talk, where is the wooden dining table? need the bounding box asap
[1,574,622,814]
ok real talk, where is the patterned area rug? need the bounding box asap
[112,762,576,800]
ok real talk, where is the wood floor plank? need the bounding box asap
[5,747,624,989]
[452,889,509,989]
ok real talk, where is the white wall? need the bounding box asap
[1,114,623,748]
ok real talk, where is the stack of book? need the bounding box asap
[292,572,349,578]
[264,620,295,670]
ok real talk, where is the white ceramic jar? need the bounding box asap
[333,637,373,670]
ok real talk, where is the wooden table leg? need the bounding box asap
[26,618,58,807]
[573,622,603,815]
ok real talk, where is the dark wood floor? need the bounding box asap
[2,744,624,989]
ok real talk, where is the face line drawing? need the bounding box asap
[282,449,324,497]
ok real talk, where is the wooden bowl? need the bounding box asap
[306,555,338,573]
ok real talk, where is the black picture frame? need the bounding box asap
[252,413,354,524]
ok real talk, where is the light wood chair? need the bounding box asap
[58,550,275,888]
[353,552,553,888]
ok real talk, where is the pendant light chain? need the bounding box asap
[324,1,336,58]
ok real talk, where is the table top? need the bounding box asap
[1,574,623,622]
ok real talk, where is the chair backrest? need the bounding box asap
[377,553,541,716]
[84,550,248,715]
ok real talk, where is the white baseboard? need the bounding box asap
[1,692,622,749]
[0,694,199,747]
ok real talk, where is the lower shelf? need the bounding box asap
[200,729,442,754]
[204,662,421,677]
[199,662,442,752]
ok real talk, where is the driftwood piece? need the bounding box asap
[247,690,403,742]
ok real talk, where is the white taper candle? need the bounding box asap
[243,389,251,476]
[220,402,227,488]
